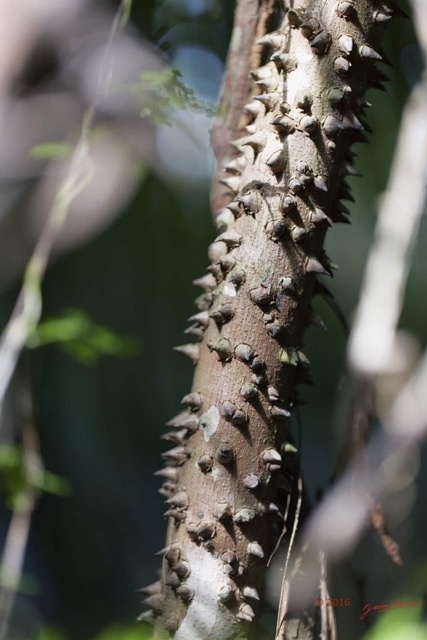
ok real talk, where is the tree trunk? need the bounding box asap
[146,1,396,638]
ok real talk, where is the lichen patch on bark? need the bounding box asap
[174,545,241,640]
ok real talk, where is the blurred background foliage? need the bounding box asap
[0,0,425,639]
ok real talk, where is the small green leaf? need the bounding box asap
[0,444,21,471]
[30,142,73,160]
[0,444,24,504]
[29,469,71,497]
[0,443,71,507]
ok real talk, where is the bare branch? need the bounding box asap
[348,51,427,374]
[0,381,42,640]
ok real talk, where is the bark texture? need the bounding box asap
[144,1,396,638]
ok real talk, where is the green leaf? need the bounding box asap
[0,443,71,507]
[30,142,73,160]
[0,444,24,504]
[27,308,139,365]
[0,444,21,471]
[29,468,71,497]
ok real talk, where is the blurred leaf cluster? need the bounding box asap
[0,444,70,510]
[135,67,215,124]
[27,309,138,366]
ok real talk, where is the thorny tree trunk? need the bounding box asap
[143,1,398,638]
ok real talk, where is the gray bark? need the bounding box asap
[144,1,396,638]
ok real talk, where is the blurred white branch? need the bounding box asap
[0,125,93,421]
[348,76,427,376]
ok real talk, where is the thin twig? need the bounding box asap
[327,598,337,640]
[275,476,303,640]
[267,493,291,567]
[319,552,337,640]
[284,477,303,583]
[319,552,328,640]
[275,543,311,640]
[370,502,402,567]
[0,381,41,640]
[274,399,307,638]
